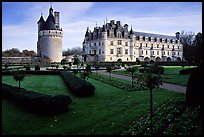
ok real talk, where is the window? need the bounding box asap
[110,49,114,54]
[118,40,122,45]
[125,42,128,46]
[99,49,101,54]
[151,44,153,49]
[140,43,142,47]
[127,58,128,61]
[146,43,148,47]
[94,43,96,46]
[167,51,169,55]
[117,48,121,54]
[110,57,112,60]
[167,45,169,48]
[125,49,128,54]
[142,50,143,54]
[89,50,91,54]
[99,42,101,46]
[146,50,148,55]
[157,51,159,55]
[157,44,159,48]
[178,46,179,49]
[153,51,154,55]
[178,52,179,55]
[110,41,113,45]
[164,51,165,55]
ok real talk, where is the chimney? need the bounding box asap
[54,11,60,29]
[175,32,180,40]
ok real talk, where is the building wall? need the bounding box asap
[83,34,183,62]
[38,30,63,62]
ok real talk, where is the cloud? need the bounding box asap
[2,2,202,52]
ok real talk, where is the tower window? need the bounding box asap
[146,50,148,55]
[157,44,159,48]
[125,42,128,46]
[110,41,113,45]
[157,51,159,55]
[146,43,148,47]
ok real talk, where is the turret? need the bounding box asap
[85,27,89,41]
[37,13,45,32]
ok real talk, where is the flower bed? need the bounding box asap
[121,100,200,135]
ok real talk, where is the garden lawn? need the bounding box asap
[112,66,197,86]
[2,75,185,135]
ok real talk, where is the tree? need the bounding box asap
[136,68,162,135]
[80,71,90,85]
[193,32,202,64]
[73,69,78,75]
[106,65,112,81]
[126,66,137,88]
[35,65,40,70]
[73,57,80,67]
[13,70,26,88]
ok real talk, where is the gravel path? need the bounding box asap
[98,70,186,94]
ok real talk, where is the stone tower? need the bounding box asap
[37,6,63,63]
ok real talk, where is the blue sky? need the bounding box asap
[2,2,202,52]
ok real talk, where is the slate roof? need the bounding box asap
[134,31,177,40]
[41,14,56,30]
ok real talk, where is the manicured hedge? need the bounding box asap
[2,70,61,75]
[2,83,72,115]
[179,67,196,75]
[60,71,95,97]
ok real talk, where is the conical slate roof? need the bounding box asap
[41,14,56,30]
[37,16,45,24]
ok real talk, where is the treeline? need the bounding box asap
[62,47,82,56]
[180,31,202,64]
[2,48,37,57]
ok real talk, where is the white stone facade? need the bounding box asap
[82,20,183,62]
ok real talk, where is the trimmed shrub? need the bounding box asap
[26,66,31,70]
[179,67,196,75]
[35,65,40,70]
[60,71,95,97]
[2,83,72,115]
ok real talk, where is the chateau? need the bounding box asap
[37,6,63,62]
[82,20,183,62]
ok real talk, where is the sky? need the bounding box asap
[2,2,202,52]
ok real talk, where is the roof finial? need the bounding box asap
[41,12,43,16]
[96,21,97,27]
[50,2,52,8]
[106,17,108,23]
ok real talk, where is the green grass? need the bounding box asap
[112,66,197,86]
[2,75,185,135]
